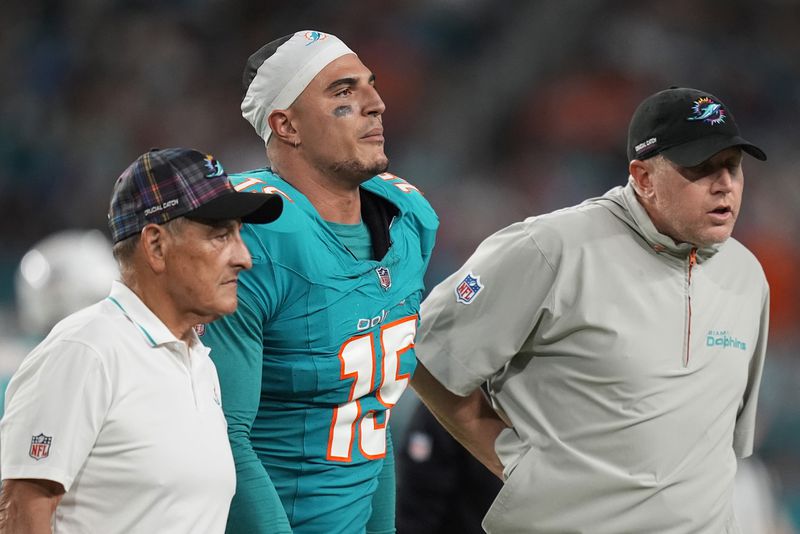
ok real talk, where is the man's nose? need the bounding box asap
[364,85,386,117]
[712,168,734,193]
[232,229,253,270]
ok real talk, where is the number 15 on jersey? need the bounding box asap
[326,316,417,462]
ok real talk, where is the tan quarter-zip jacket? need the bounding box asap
[417,182,769,534]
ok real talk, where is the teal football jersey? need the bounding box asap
[202,169,438,534]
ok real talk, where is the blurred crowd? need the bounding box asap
[1,0,798,529]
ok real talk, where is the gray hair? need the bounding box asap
[112,217,189,282]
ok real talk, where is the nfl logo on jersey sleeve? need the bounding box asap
[455,272,483,304]
[29,433,52,460]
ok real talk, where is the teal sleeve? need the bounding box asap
[204,296,292,534]
[366,426,396,534]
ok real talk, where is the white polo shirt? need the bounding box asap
[1,281,235,533]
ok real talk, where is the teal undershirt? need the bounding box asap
[326,220,398,533]
[326,219,373,260]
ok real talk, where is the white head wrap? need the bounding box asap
[241,30,354,143]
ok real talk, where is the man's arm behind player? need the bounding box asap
[411,363,507,479]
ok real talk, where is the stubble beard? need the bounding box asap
[328,155,390,185]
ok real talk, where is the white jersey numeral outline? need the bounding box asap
[378,172,421,194]
[326,316,416,462]
[232,176,293,202]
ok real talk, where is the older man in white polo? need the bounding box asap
[0,148,282,533]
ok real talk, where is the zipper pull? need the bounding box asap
[688,248,697,282]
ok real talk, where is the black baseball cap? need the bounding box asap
[108,148,283,243]
[627,87,766,167]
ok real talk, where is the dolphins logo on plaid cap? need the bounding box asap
[203,154,225,178]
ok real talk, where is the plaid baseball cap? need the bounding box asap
[627,87,766,167]
[108,148,283,243]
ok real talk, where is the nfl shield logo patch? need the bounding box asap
[455,272,483,304]
[376,266,392,290]
[29,433,52,460]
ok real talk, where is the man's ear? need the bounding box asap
[140,224,169,273]
[268,109,300,147]
[629,159,655,200]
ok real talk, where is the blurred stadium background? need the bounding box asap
[1,0,798,529]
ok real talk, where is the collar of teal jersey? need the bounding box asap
[594,182,721,261]
[106,280,203,348]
